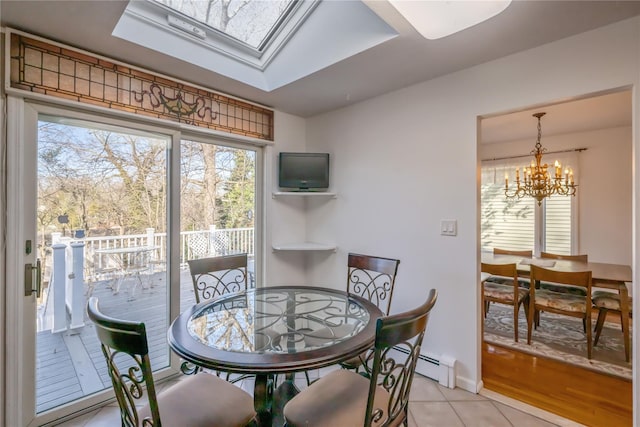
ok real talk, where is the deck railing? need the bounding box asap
[42,227,254,333]
[69,227,254,276]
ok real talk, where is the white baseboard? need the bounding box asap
[399,349,482,394]
[393,348,458,389]
[456,376,482,394]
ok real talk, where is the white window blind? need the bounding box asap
[481,151,577,254]
[481,158,535,252]
[544,196,572,254]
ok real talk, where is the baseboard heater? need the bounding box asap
[392,346,456,389]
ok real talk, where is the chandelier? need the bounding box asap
[504,112,577,205]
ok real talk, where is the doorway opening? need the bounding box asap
[478,89,633,426]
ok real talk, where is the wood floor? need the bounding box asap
[482,341,632,427]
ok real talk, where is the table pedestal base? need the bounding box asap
[254,374,300,427]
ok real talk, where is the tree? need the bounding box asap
[38,122,167,235]
[180,140,255,230]
[37,119,256,246]
[220,149,255,228]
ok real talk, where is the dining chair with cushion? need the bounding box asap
[487,248,532,287]
[534,252,589,328]
[538,252,589,296]
[540,251,588,263]
[493,248,533,257]
[283,289,437,427]
[301,253,401,382]
[481,262,529,342]
[86,297,256,427]
[484,248,532,315]
[347,253,401,316]
[188,253,249,303]
[592,290,632,362]
[187,253,277,381]
[528,265,593,359]
[337,253,400,373]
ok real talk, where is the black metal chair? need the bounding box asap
[188,253,249,303]
[187,253,275,381]
[347,253,401,316]
[86,297,256,427]
[284,289,437,427]
[337,253,401,373]
[303,253,401,379]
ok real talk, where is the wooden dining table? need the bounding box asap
[482,252,633,361]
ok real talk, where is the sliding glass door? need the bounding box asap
[6,99,261,426]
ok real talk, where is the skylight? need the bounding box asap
[113,0,398,91]
[153,0,296,51]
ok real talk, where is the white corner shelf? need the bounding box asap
[272,242,337,252]
[272,190,337,253]
[272,191,337,198]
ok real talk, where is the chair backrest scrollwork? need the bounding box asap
[347,253,400,316]
[87,297,160,427]
[360,289,437,427]
[187,253,248,303]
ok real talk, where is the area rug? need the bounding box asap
[484,304,631,380]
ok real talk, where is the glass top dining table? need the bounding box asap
[168,286,383,427]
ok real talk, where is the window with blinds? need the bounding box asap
[481,182,535,251]
[544,196,572,253]
[481,153,576,254]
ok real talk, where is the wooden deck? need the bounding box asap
[36,268,197,414]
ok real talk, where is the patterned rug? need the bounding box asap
[484,304,631,380]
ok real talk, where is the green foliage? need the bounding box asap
[219,150,255,228]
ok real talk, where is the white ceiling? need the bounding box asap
[481,89,633,144]
[1,0,639,138]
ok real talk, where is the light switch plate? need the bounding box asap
[441,219,457,236]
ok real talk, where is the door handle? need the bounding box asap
[24,259,41,298]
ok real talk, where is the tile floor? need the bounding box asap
[51,370,583,427]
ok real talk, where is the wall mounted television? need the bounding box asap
[278,152,330,191]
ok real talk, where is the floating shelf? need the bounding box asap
[272,242,337,252]
[272,191,337,198]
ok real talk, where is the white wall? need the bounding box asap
[263,111,311,285]
[291,17,640,401]
[481,126,632,265]
[579,127,633,265]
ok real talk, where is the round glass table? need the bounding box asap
[168,286,383,426]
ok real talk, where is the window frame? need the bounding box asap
[134,0,320,67]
